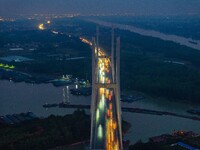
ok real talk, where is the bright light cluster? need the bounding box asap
[0,63,15,69]
[96,48,119,150]
[47,20,51,24]
[38,23,45,30]
[80,37,93,46]
[80,37,121,149]
[98,57,110,84]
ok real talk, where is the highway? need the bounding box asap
[95,43,120,149]
[80,37,122,149]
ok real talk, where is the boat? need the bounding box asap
[51,79,72,86]
[189,41,198,45]
[58,102,71,108]
[187,109,200,115]
[120,95,144,103]
[70,87,92,96]
[43,103,58,108]
[51,75,73,86]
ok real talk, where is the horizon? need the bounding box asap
[0,0,200,17]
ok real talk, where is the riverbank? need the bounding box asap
[1,79,200,145]
[0,109,131,150]
[0,68,90,87]
[86,19,200,51]
[43,103,200,122]
[0,109,91,150]
[129,130,200,150]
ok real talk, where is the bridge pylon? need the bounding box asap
[90,26,123,150]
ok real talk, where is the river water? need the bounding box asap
[0,80,200,144]
[87,19,200,51]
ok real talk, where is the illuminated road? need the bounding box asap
[97,49,120,150]
[80,37,122,149]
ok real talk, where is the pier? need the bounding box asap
[43,104,200,121]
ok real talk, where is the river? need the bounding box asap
[0,80,200,144]
[86,19,200,51]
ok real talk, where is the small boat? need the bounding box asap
[187,109,200,115]
[43,103,58,108]
[59,102,71,108]
[70,87,92,96]
[189,41,198,45]
[51,75,73,87]
[120,95,144,103]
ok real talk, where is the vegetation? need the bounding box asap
[0,110,90,150]
[0,109,130,150]
[119,30,200,103]
[1,19,200,103]
[79,20,200,103]
[0,28,92,79]
[99,16,200,40]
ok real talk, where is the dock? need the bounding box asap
[43,104,200,121]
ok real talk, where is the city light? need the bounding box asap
[38,23,45,30]
[82,35,122,149]
[98,124,103,139]
[80,37,93,46]
[52,31,59,34]
[0,63,15,69]
[96,48,120,149]
[96,109,100,123]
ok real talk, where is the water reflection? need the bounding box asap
[0,80,200,144]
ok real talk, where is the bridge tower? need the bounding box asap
[90,26,123,150]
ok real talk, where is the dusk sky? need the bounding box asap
[0,0,200,17]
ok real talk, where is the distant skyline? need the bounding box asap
[0,0,200,17]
